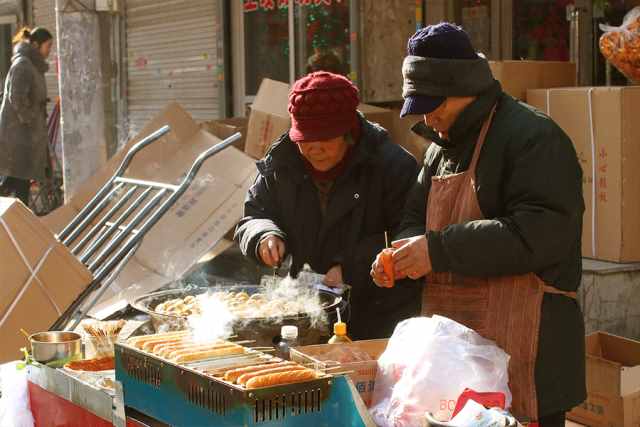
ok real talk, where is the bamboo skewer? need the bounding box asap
[83,320,126,357]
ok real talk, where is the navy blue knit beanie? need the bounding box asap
[401,23,479,117]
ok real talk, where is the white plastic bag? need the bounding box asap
[370,316,511,427]
[0,363,35,427]
[424,400,519,427]
[599,6,640,82]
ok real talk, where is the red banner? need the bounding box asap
[244,0,343,12]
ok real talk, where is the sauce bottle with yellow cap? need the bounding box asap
[328,321,352,344]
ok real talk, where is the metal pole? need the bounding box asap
[71,185,138,255]
[57,125,170,241]
[349,0,360,87]
[288,0,295,84]
[79,187,152,263]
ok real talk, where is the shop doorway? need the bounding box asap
[0,18,16,86]
[231,0,355,117]
[438,0,592,84]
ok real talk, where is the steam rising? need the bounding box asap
[187,295,234,344]
[183,272,329,342]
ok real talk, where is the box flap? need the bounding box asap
[251,78,290,117]
[622,366,640,397]
[590,332,640,368]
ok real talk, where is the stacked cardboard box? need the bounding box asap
[0,198,93,362]
[528,87,640,262]
[489,60,576,101]
[567,332,640,427]
[201,117,248,152]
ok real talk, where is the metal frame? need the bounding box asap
[51,127,242,331]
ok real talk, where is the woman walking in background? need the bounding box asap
[0,27,53,206]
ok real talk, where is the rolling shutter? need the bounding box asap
[125,0,222,135]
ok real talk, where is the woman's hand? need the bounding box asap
[258,235,286,267]
[370,252,392,287]
[323,265,343,287]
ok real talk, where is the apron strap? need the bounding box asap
[543,285,577,300]
[468,105,498,173]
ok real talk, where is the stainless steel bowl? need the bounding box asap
[29,331,82,364]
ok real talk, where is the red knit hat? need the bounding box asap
[288,71,359,143]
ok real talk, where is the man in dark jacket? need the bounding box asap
[236,72,421,340]
[371,24,586,426]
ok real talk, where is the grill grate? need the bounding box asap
[252,389,323,423]
[116,342,332,424]
[121,351,162,388]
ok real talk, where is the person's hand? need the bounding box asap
[391,235,432,280]
[258,235,285,267]
[323,265,343,287]
[370,250,392,288]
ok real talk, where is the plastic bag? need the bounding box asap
[0,363,35,427]
[424,400,520,427]
[599,7,640,82]
[370,316,512,427]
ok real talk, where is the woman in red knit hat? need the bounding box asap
[236,72,421,340]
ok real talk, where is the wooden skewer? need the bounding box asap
[384,231,390,249]
[323,365,352,372]
[324,369,355,375]
[229,340,254,345]
[250,347,276,352]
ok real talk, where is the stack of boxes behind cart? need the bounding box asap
[520,65,640,427]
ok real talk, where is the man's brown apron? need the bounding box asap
[422,107,576,421]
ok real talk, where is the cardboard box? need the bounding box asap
[527,87,640,262]
[291,339,388,407]
[201,116,248,152]
[488,61,576,101]
[567,332,640,427]
[244,78,395,160]
[245,79,291,160]
[0,198,92,362]
[41,103,257,319]
[358,103,394,138]
[389,110,431,162]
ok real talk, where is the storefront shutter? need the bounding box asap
[125,0,222,135]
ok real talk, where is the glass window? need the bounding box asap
[460,0,492,56]
[243,0,290,95]
[242,0,352,97]
[513,0,574,61]
[293,0,351,78]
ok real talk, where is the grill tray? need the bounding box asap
[115,341,333,425]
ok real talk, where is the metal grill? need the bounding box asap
[115,342,334,425]
[51,127,241,331]
[253,389,323,423]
